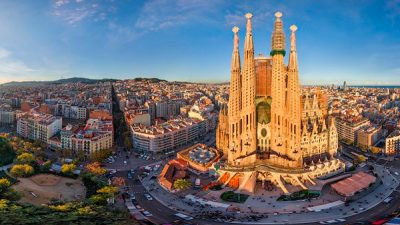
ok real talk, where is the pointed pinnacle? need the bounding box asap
[245,13,253,19]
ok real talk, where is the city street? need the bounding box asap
[108,142,400,225]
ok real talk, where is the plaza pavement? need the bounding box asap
[141,163,400,224]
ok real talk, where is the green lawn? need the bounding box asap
[220,191,249,203]
[277,190,320,201]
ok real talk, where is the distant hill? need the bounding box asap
[0,77,119,87]
[132,77,167,83]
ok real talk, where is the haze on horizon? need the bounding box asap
[0,0,399,85]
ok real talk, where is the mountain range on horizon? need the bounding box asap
[0,77,169,87]
[1,77,399,88]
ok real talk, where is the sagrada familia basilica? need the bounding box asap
[216,12,345,194]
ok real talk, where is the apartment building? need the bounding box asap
[357,125,382,149]
[131,117,206,153]
[385,130,400,155]
[61,119,113,155]
[0,107,16,124]
[17,113,62,143]
[335,117,370,144]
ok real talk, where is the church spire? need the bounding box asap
[244,13,254,52]
[227,26,243,164]
[231,26,241,71]
[239,12,257,163]
[229,26,241,117]
[271,11,286,56]
[288,25,298,70]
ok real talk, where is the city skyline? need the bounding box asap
[2,2,400,224]
[0,0,399,85]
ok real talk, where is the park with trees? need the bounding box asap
[0,133,135,224]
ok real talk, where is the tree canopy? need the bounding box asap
[0,137,16,166]
[0,201,135,225]
[16,153,35,164]
[61,164,77,175]
[173,179,192,190]
[85,162,106,176]
[10,164,34,177]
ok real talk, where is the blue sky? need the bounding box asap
[0,0,399,85]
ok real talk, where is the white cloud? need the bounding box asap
[106,0,223,44]
[0,61,35,74]
[0,48,10,59]
[134,0,222,32]
[0,47,36,82]
[224,1,286,29]
[54,0,70,8]
[51,0,109,25]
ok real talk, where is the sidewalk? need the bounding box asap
[0,163,12,171]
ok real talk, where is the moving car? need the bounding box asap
[144,193,153,201]
[174,213,193,221]
[371,218,389,225]
[319,219,346,224]
[142,211,152,217]
[384,197,393,203]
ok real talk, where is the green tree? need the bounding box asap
[41,160,52,172]
[0,201,135,224]
[89,194,107,205]
[124,136,132,149]
[2,188,21,201]
[0,178,11,193]
[96,186,117,198]
[0,199,9,209]
[173,179,192,190]
[85,162,106,176]
[90,149,112,162]
[0,137,16,166]
[61,163,77,175]
[16,152,35,164]
[10,164,34,177]
[76,150,86,162]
